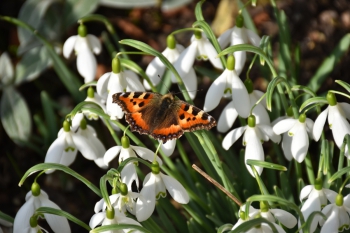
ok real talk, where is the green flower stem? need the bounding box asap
[294,159,302,182]
[100,175,113,212]
[101,31,117,58]
[79,14,128,58]
[329,90,350,100]
[170,27,203,36]
[304,153,315,185]
[35,207,91,231]
[0,15,84,102]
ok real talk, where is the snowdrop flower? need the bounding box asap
[136,161,189,221]
[104,136,162,189]
[173,31,223,99]
[97,57,145,120]
[160,139,176,156]
[44,120,106,172]
[320,193,350,233]
[313,91,350,157]
[299,178,337,232]
[204,55,249,118]
[13,183,70,233]
[231,204,259,231]
[222,115,280,176]
[273,113,314,163]
[144,35,184,89]
[0,52,14,86]
[63,24,101,83]
[218,14,261,75]
[216,77,270,132]
[90,208,142,233]
[94,183,139,215]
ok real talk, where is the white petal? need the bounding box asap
[270,209,297,228]
[94,198,105,213]
[71,112,84,131]
[203,70,227,112]
[104,146,122,165]
[245,28,261,46]
[136,174,156,221]
[45,135,77,169]
[300,185,314,201]
[174,42,197,77]
[231,71,250,118]
[202,39,223,69]
[281,133,293,161]
[301,196,321,232]
[273,119,296,135]
[181,68,197,100]
[160,173,189,204]
[339,102,350,120]
[160,140,176,156]
[13,198,35,231]
[62,36,77,58]
[252,103,270,125]
[245,135,264,176]
[313,107,329,142]
[124,70,145,92]
[291,125,309,163]
[0,52,14,84]
[132,145,162,165]
[41,198,71,233]
[330,106,350,148]
[320,209,338,233]
[144,56,165,89]
[217,100,238,133]
[72,131,99,160]
[217,28,233,49]
[77,49,96,83]
[89,212,105,229]
[222,126,247,150]
[324,189,338,203]
[96,72,111,100]
[121,163,139,190]
[258,124,281,143]
[87,34,102,54]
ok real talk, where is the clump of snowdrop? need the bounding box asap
[63,24,101,83]
[222,115,280,176]
[13,182,70,233]
[313,91,350,157]
[104,135,163,189]
[44,119,106,171]
[136,161,189,221]
[218,14,261,75]
[96,57,144,120]
[273,113,314,163]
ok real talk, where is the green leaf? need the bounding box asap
[302,210,326,233]
[35,207,91,230]
[229,218,278,233]
[194,0,205,21]
[265,76,287,111]
[0,87,32,145]
[335,80,350,93]
[15,46,51,85]
[299,97,327,112]
[63,0,99,27]
[41,91,57,143]
[0,210,14,224]
[19,163,101,197]
[246,159,287,171]
[217,223,234,233]
[291,85,317,97]
[307,33,350,92]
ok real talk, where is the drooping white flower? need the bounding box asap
[63,24,101,83]
[90,209,142,233]
[173,31,223,99]
[136,161,189,222]
[273,113,314,163]
[320,194,350,233]
[218,14,261,75]
[104,136,162,189]
[96,57,145,120]
[222,115,280,176]
[216,78,270,132]
[144,35,184,89]
[94,183,139,216]
[299,179,337,233]
[0,52,14,86]
[44,120,106,172]
[204,55,249,118]
[313,92,350,157]
[13,184,70,233]
[160,139,176,156]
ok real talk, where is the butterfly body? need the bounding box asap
[113,92,216,143]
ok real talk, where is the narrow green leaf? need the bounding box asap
[246,159,287,171]
[35,207,91,231]
[229,218,278,233]
[194,0,205,21]
[335,80,350,93]
[291,85,317,97]
[265,76,287,110]
[307,33,350,92]
[1,87,32,145]
[19,163,101,197]
[0,210,14,224]
[299,97,327,112]
[217,223,233,233]
[302,211,326,233]
[41,91,57,143]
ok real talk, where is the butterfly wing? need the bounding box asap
[113,92,161,133]
[177,101,216,132]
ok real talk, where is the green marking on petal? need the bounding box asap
[288,132,294,136]
[224,88,232,94]
[65,147,75,152]
[156,191,167,199]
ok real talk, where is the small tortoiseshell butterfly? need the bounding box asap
[112,92,216,143]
